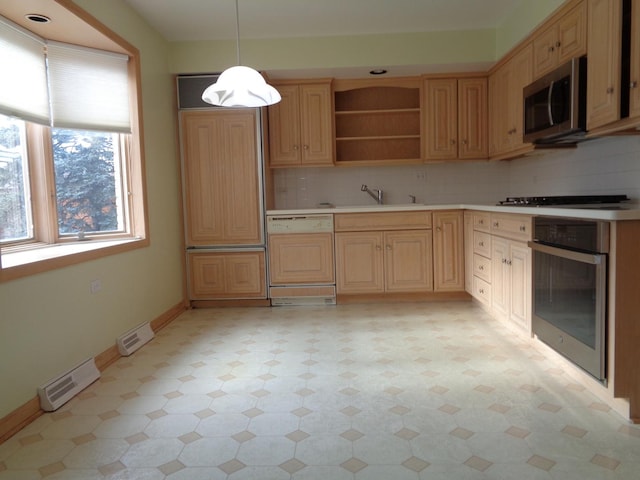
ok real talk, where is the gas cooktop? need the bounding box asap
[497,195,630,207]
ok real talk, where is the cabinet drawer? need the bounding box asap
[472,276,492,306]
[473,254,491,282]
[334,211,432,232]
[472,212,491,232]
[490,213,532,241]
[473,231,492,257]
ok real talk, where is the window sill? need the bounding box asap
[1,238,148,282]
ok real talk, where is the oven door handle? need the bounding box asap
[527,241,603,265]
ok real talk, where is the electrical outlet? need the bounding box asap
[90,279,102,294]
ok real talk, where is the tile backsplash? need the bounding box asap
[272,136,640,209]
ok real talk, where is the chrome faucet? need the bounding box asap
[361,184,383,204]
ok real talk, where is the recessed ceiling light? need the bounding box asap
[369,69,388,75]
[25,14,51,24]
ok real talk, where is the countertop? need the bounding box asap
[266,203,640,221]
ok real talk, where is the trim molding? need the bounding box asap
[337,291,470,304]
[0,301,186,444]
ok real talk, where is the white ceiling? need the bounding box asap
[123,0,524,42]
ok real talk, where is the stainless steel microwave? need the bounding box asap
[523,56,587,144]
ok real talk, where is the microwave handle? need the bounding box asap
[547,80,555,126]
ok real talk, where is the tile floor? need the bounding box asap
[1,301,639,479]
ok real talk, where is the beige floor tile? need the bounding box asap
[1,302,640,479]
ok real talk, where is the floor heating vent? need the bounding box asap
[37,358,100,411]
[117,321,154,356]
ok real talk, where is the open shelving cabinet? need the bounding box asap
[333,79,423,165]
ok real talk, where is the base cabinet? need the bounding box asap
[335,230,433,294]
[188,251,266,300]
[465,211,532,331]
[433,211,464,291]
[491,236,531,331]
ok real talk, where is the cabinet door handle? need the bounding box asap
[519,225,526,232]
[303,145,309,150]
[385,245,392,251]
[376,245,382,251]
[606,86,615,94]
[450,139,456,145]
[436,227,442,232]
[549,46,555,52]
[293,145,300,150]
[631,81,638,89]
[479,265,484,271]
[493,221,500,228]
[478,241,484,247]
[507,259,512,266]
[555,41,561,48]
[479,288,485,294]
[461,139,468,145]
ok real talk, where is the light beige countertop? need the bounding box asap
[267,203,640,221]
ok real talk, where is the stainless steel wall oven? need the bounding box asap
[529,216,609,381]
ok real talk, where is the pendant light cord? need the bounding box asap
[234,0,241,65]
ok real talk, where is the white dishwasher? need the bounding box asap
[266,214,335,306]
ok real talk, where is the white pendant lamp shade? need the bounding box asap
[202,66,281,107]
[201,0,281,108]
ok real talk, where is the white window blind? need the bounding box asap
[47,42,131,133]
[0,17,49,125]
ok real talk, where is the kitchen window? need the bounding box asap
[0,13,148,281]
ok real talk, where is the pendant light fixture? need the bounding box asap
[202,0,281,107]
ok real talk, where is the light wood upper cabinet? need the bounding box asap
[458,78,488,159]
[533,1,587,79]
[424,79,458,160]
[433,211,464,292]
[630,0,640,118]
[268,81,334,167]
[489,43,533,158]
[181,109,262,246]
[586,0,622,130]
[424,77,488,161]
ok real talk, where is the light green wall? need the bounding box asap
[169,29,498,74]
[496,0,566,58]
[169,0,567,75]
[0,0,184,418]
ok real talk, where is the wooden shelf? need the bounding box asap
[335,86,420,111]
[336,136,421,162]
[336,109,420,138]
[334,85,422,164]
[336,134,420,141]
